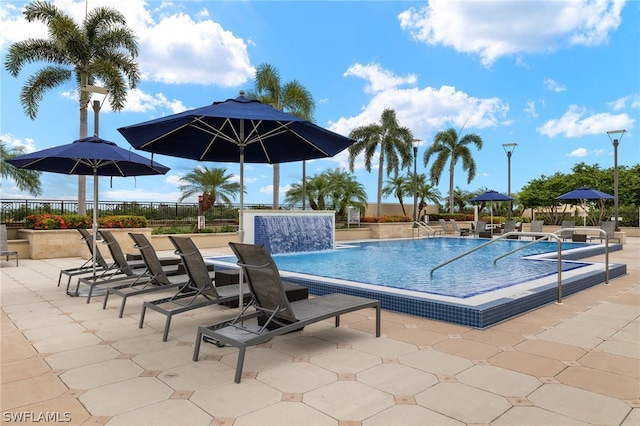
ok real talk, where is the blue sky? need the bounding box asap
[1,0,638,207]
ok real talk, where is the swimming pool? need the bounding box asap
[210,237,626,328]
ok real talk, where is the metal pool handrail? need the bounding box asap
[493,229,609,281]
[429,229,609,304]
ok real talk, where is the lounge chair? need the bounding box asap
[0,224,18,267]
[588,221,621,243]
[74,230,182,305]
[192,242,381,383]
[560,220,576,241]
[102,233,189,317]
[59,228,113,293]
[503,220,519,239]
[137,234,249,341]
[529,220,544,240]
[449,219,470,236]
[470,220,487,237]
[439,219,454,234]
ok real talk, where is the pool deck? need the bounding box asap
[1,237,638,425]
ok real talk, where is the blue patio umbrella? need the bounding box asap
[470,190,514,233]
[7,136,170,277]
[556,186,614,225]
[118,91,355,243]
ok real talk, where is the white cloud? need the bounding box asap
[398,0,625,66]
[0,0,255,87]
[608,94,640,110]
[566,148,605,158]
[344,63,417,94]
[567,148,588,157]
[0,134,37,153]
[333,64,509,140]
[524,101,538,118]
[538,104,634,137]
[544,78,567,92]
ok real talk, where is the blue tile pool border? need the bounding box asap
[211,243,626,329]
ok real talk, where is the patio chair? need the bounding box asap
[530,220,544,240]
[137,234,249,341]
[74,230,182,304]
[503,220,519,239]
[439,218,454,234]
[59,228,113,293]
[560,220,576,241]
[192,242,381,383]
[449,219,470,236]
[0,224,18,267]
[470,220,487,237]
[587,221,621,244]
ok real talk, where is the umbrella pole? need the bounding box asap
[238,122,245,310]
[92,169,98,278]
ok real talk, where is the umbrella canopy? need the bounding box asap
[469,190,514,233]
[556,186,614,201]
[117,92,356,241]
[7,136,170,277]
[556,186,614,225]
[469,190,514,202]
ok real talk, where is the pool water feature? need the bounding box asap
[210,238,626,328]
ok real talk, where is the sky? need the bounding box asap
[1,0,638,208]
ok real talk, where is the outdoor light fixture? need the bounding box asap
[607,130,626,231]
[502,143,517,219]
[83,84,108,95]
[412,139,421,226]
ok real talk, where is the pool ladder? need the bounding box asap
[412,221,438,238]
[429,229,610,304]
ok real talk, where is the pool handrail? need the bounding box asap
[429,229,610,305]
[413,221,437,237]
[493,228,609,284]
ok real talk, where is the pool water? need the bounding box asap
[218,238,588,298]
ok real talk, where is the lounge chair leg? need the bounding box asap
[102,291,109,310]
[335,316,340,327]
[118,299,127,318]
[139,305,147,329]
[86,285,93,303]
[193,329,203,361]
[57,272,63,287]
[234,346,246,383]
[375,305,381,337]
[162,316,172,342]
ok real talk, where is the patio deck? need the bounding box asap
[1,238,638,425]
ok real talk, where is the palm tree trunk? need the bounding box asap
[448,160,455,214]
[78,73,89,216]
[377,152,384,217]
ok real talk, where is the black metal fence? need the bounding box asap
[0,199,293,227]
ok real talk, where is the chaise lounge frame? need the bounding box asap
[193,242,381,383]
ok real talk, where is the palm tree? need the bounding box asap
[178,167,242,213]
[323,167,368,217]
[415,174,441,221]
[284,168,367,216]
[248,63,315,210]
[382,174,412,216]
[5,0,140,214]
[348,109,414,217]
[0,142,42,196]
[423,127,483,214]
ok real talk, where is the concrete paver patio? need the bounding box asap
[1,238,638,425]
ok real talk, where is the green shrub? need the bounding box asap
[361,215,411,223]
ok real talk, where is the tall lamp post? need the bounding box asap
[412,139,421,226]
[607,130,626,231]
[502,143,517,220]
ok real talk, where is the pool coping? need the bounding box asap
[209,242,627,329]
